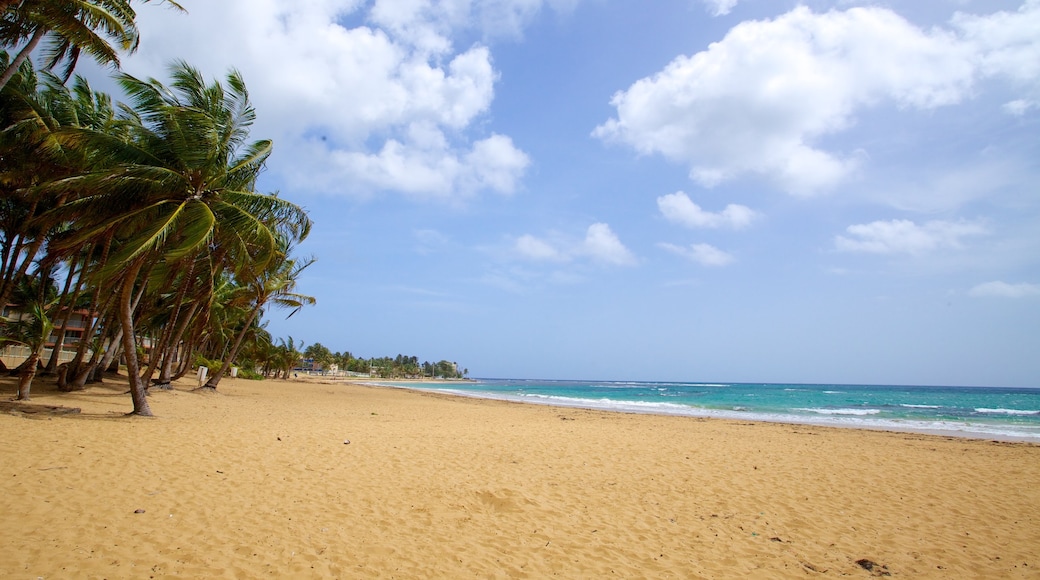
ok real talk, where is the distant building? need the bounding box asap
[1,305,94,366]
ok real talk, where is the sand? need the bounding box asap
[1,374,1038,579]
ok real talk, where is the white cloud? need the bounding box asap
[659,242,734,266]
[969,281,1040,298]
[1003,99,1038,116]
[834,219,988,255]
[702,0,739,17]
[120,0,542,202]
[513,223,636,266]
[516,234,566,262]
[953,0,1040,87]
[595,2,1040,196]
[292,124,528,201]
[657,191,758,229]
[582,223,637,266]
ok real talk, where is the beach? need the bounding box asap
[1,375,1038,578]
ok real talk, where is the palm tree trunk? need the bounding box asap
[16,351,40,401]
[202,302,261,390]
[142,260,196,386]
[45,257,85,374]
[0,27,45,91]
[117,259,152,416]
[157,301,199,384]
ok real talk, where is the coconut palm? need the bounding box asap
[38,60,310,415]
[272,336,303,380]
[0,302,54,399]
[0,275,57,399]
[203,245,316,390]
[0,56,123,335]
[0,0,184,90]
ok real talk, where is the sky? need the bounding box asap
[78,0,1039,386]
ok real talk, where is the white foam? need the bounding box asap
[389,385,1040,442]
[975,408,1040,416]
[794,408,881,416]
[902,404,940,409]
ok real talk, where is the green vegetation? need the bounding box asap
[0,1,312,415]
[0,2,470,412]
[301,343,467,379]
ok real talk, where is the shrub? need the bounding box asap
[236,367,264,381]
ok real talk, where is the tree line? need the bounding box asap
[0,0,316,415]
[301,343,468,379]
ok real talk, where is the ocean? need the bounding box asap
[383,379,1040,442]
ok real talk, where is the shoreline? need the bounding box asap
[303,376,1040,444]
[2,374,1039,577]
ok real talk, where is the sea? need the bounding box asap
[381,379,1040,442]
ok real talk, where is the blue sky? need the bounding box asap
[85,0,1038,386]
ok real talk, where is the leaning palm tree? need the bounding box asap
[0,0,184,90]
[203,245,316,390]
[39,61,311,415]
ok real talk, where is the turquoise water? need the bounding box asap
[384,379,1040,441]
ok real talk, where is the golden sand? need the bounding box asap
[1,374,1038,578]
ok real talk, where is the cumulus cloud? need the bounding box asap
[969,281,1040,298]
[288,124,529,201]
[657,191,758,229]
[952,0,1040,87]
[595,2,1040,196]
[659,242,734,266]
[582,223,637,266]
[834,219,988,255]
[513,223,636,266]
[121,0,545,201]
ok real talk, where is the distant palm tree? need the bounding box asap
[204,247,316,390]
[273,336,304,379]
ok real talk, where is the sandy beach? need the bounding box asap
[1,374,1038,578]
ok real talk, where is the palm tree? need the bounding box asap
[0,275,56,400]
[0,60,122,350]
[272,336,303,380]
[0,57,67,313]
[0,0,184,90]
[1,302,54,399]
[203,246,316,390]
[38,61,311,415]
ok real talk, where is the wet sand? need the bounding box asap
[1,374,1038,578]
